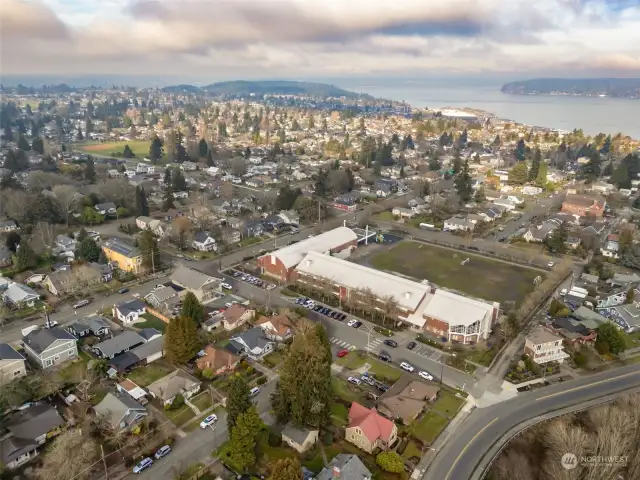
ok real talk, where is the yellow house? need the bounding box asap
[346,402,398,454]
[102,239,144,273]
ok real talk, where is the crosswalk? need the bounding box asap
[330,336,383,351]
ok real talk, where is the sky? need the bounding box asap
[1,0,640,81]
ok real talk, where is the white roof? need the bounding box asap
[422,289,494,327]
[294,251,429,311]
[267,226,358,269]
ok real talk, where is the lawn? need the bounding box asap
[331,377,363,403]
[335,352,402,383]
[190,391,213,412]
[263,349,287,368]
[126,363,173,387]
[77,140,153,158]
[400,439,423,461]
[169,404,196,427]
[135,313,168,333]
[330,402,349,427]
[431,391,465,419]
[369,240,540,304]
[303,445,341,473]
[409,411,449,444]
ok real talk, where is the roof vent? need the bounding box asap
[404,292,412,299]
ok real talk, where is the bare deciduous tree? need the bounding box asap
[35,430,98,480]
[492,450,536,480]
[52,185,78,227]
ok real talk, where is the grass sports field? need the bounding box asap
[76,140,152,158]
[369,240,541,305]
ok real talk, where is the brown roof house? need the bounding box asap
[222,304,255,331]
[255,314,294,341]
[281,424,319,453]
[345,402,397,454]
[196,345,241,376]
[147,369,201,407]
[561,194,606,218]
[376,375,440,425]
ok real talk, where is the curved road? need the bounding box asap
[426,364,640,480]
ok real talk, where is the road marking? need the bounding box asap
[445,417,499,480]
[535,370,640,401]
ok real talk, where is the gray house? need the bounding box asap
[228,327,276,360]
[93,331,145,359]
[93,393,148,430]
[22,327,78,369]
[316,454,372,480]
[66,315,111,338]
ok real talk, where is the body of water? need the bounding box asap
[332,78,640,139]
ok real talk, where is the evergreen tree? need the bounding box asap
[75,237,101,262]
[171,169,187,191]
[164,316,200,364]
[84,156,96,183]
[122,144,135,158]
[452,150,462,174]
[600,135,612,154]
[508,162,528,184]
[514,138,526,161]
[76,127,84,141]
[206,150,215,167]
[493,134,501,146]
[428,152,441,171]
[612,162,631,189]
[149,135,164,163]
[181,292,204,324]
[584,150,602,180]
[17,134,30,151]
[291,119,300,131]
[138,228,160,270]
[226,376,252,432]
[3,125,13,141]
[31,137,44,154]
[198,138,208,158]
[174,131,188,163]
[529,148,542,181]
[267,457,302,480]
[135,186,149,216]
[457,128,468,149]
[474,187,485,204]
[535,162,548,188]
[163,167,172,186]
[228,408,263,472]
[454,159,473,203]
[15,242,37,271]
[163,186,175,211]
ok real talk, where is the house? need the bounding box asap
[66,315,111,338]
[93,331,145,359]
[195,344,241,375]
[561,194,606,217]
[492,198,519,211]
[243,220,264,238]
[94,393,148,430]
[192,232,218,252]
[221,304,255,331]
[0,220,18,232]
[102,238,144,273]
[22,327,78,369]
[444,217,474,232]
[345,402,397,454]
[315,454,372,480]
[116,379,147,401]
[278,210,300,225]
[113,299,147,324]
[225,216,243,229]
[147,369,201,406]
[376,376,440,425]
[524,326,569,365]
[281,424,319,453]
[0,343,27,382]
[138,328,163,342]
[55,234,77,253]
[222,228,241,245]
[565,236,581,249]
[228,327,276,360]
[95,202,117,216]
[171,265,219,301]
[391,207,416,219]
[522,186,543,196]
[145,285,179,311]
[3,282,40,307]
[523,221,559,243]
[255,314,293,341]
[375,178,396,197]
[130,337,165,364]
[43,264,105,296]
[0,404,65,470]
[547,317,598,346]
[597,304,640,332]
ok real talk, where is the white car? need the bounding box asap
[221,283,233,290]
[267,284,277,290]
[133,458,153,474]
[347,376,362,385]
[347,319,358,327]
[400,362,415,372]
[418,371,434,381]
[200,414,218,429]
[547,261,555,268]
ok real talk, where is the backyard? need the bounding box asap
[76,140,154,158]
[134,313,168,333]
[126,362,173,387]
[368,240,541,304]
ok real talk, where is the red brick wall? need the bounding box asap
[424,317,448,338]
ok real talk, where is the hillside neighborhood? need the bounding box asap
[2,84,640,480]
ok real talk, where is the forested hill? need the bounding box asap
[501,78,640,99]
[162,80,372,99]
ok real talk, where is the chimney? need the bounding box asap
[332,467,341,478]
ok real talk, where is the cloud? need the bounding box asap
[0,0,639,77]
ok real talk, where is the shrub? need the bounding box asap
[323,432,333,446]
[573,351,587,367]
[256,376,267,385]
[268,431,282,447]
[171,394,185,409]
[376,451,404,473]
[201,368,215,379]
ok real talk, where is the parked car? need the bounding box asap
[379,353,391,362]
[118,288,129,294]
[351,321,362,328]
[406,341,417,350]
[418,371,434,381]
[400,362,415,372]
[200,414,218,429]
[45,320,59,328]
[249,386,260,397]
[337,348,349,358]
[267,284,277,290]
[154,445,171,459]
[221,283,233,290]
[224,301,238,308]
[321,307,331,315]
[347,376,361,385]
[548,261,555,268]
[133,458,153,474]
[384,339,398,348]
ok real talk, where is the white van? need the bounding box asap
[249,387,260,397]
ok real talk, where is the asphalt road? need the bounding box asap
[425,365,640,480]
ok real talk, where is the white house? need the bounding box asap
[113,299,147,325]
[444,217,474,232]
[192,232,217,252]
[522,186,543,196]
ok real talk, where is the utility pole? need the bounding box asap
[100,444,108,479]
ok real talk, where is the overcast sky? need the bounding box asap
[1,0,639,80]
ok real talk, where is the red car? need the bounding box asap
[337,349,349,358]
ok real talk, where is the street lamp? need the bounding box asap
[364,324,376,355]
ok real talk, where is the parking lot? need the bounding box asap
[223,269,277,291]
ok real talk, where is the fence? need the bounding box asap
[144,307,171,324]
